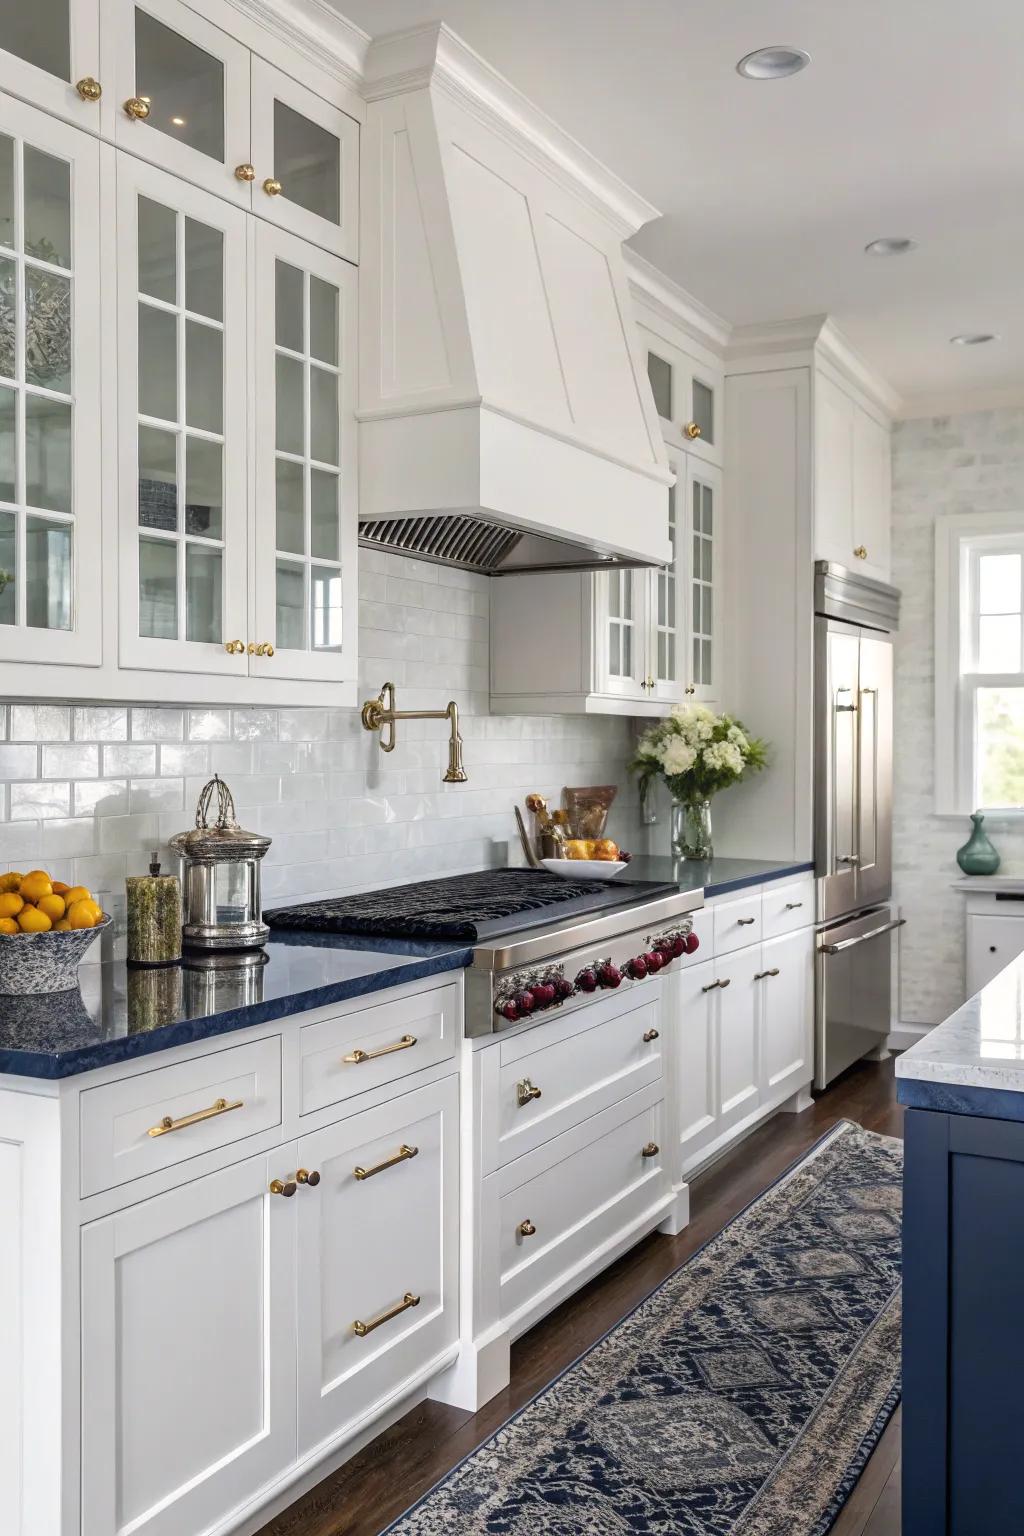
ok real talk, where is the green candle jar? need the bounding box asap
[126,851,182,966]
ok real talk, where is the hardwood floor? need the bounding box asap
[257,1058,903,1536]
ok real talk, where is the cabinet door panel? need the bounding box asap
[295,1076,458,1451]
[250,56,358,261]
[684,458,722,704]
[675,956,718,1171]
[108,0,251,204]
[596,566,649,699]
[814,371,855,565]
[117,156,248,673]
[0,94,102,665]
[759,927,814,1101]
[650,448,685,705]
[716,949,759,1132]
[852,405,891,580]
[966,913,1024,996]
[81,1151,296,1536]
[0,2,102,129]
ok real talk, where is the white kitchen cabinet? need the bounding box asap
[759,926,814,1100]
[814,366,891,582]
[81,1148,298,1536]
[0,1,103,130]
[852,402,892,580]
[716,947,760,1135]
[0,94,104,666]
[676,954,719,1166]
[295,1076,459,1452]
[640,321,723,468]
[967,913,1024,994]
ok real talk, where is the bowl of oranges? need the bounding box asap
[0,870,109,994]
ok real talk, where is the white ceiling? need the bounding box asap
[333,0,1024,408]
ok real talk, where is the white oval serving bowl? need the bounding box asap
[541,858,627,881]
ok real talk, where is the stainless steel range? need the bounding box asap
[265,869,705,1037]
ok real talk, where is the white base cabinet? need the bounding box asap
[959,886,1024,997]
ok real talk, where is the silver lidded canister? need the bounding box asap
[170,775,271,951]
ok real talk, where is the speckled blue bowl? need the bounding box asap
[0,914,111,995]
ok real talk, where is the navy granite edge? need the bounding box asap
[0,948,473,1081]
[896,1074,1024,1125]
[705,861,815,899]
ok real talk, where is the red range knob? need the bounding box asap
[670,934,686,958]
[683,932,700,954]
[514,991,535,1014]
[654,943,675,968]
[598,962,623,988]
[626,956,648,980]
[554,976,575,1002]
[497,1000,520,1022]
[532,982,556,1008]
[575,968,598,993]
[644,950,664,974]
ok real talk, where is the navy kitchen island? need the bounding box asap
[897,958,1024,1533]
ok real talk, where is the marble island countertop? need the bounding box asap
[897,952,1024,1121]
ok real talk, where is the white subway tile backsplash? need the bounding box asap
[8,552,640,902]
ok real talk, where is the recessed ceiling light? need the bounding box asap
[736,46,811,80]
[865,237,918,257]
[171,116,186,126]
[950,333,999,346]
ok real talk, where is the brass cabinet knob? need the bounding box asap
[269,1178,296,1197]
[854,545,868,560]
[224,639,245,655]
[235,163,256,182]
[518,1218,537,1237]
[516,1078,542,1107]
[647,676,655,690]
[685,685,696,695]
[247,641,275,657]
[641,1141,660,1158]
[76,78,102,102]
[683,421,702,439]
[296,1168,320,1186]
[263,177,283,196]
[124,96,151,120]
[643,1027,660,1042]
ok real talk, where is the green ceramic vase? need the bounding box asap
[956,812,1001,876]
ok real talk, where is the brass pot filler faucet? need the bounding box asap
[361,681,467,783]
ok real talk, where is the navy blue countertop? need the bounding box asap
[0,932,471,1081]
[627,855,814,899]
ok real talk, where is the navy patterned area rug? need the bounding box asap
[388,1120,902,1536]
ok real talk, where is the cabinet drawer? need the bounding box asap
[80,1037,282,1198]
[967,914,1024,996]
[299,983,458,1116]
[496,1085,668,1330]
[487,989,664,1170]
[295,1076,459,1449]
[713,892,763,954]
[762,877,815,939]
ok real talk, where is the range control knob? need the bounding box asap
[553,976,575,1002]
[531,982,557,1009]
[514,990,536,1015]
[597,962,623,989]
[683,932,700,955]
[644,950,665,974]
[497,999,520,1023]
[625,955,648,981]
[653,943,675,969]
[575,967,598,993]
[669,933,687,958]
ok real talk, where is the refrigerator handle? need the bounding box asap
[820,917,906,955]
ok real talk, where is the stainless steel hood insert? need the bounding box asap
[358,513,654,576]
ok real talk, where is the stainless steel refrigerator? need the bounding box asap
[814,562,905,1089]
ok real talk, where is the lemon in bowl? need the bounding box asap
[0,870,109,995]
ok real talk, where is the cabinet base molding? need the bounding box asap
[657,1182,691,1236]
[780,1086,815,1114]
[682,1076,815,1181]
[428,1325,512,1413]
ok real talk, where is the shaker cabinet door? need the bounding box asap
[758,927,814,1101]
[249,55,359,262]
[0,95,103,666]
[81,1150,297,1536]
[107,0,252,205]
[649,447,686,707]
[116,154,250,675]
[252,220,358,684]
[596,566,650,701]
[0,1,102,130]
[683,456,722,705]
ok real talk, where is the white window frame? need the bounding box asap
[935,510,1024,814]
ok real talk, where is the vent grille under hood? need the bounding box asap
[358,514,647,576]
[359,24,674,577]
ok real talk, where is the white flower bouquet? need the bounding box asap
[629,704,768,858]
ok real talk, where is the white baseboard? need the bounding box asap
[886,1022,934,1051]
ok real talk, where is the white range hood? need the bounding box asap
[358,23,673,573]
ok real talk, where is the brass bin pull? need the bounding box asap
[354,1144,419,1181]
[643,1028,660,1042]
[343,1033,417,1065]
[148,1096,242,1137]
[353,1292,420,1337]
[516,1078,542,1107]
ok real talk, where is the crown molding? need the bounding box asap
[225,0,369,91]
[727,314,901,419]
[897,383,1024,420]
[624,249,732,357]
[362,22,660,239]
[816,319,902,420]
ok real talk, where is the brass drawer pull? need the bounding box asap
[343,1033,417,1065]
[354,1143,419,1181]
[701,977,731,992]
[785,901,803,910]
[148,1096,242,1137]
[516,1077,542,1107]
[642,1141,660,1158]
[353,1291,420,1337]
[518,1218,537,1237]
[269,1177,296,1197]
[643,1027,660,1042]
[737,917,757,926]
[754,967,781,980]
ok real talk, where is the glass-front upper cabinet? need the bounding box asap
[109,0,252,204]
[0,94,102,666]
[598,567,649,701]
[116,155,248,674]
[0,2,103,129]
[642,325,723,468]
[649,451,684,707]
[249,58,358,263]
[253,223,357,684]
[685,458,722,705]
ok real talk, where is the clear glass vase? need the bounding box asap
[672,799,713,860]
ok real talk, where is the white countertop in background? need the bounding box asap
[897,953,1024,1093]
